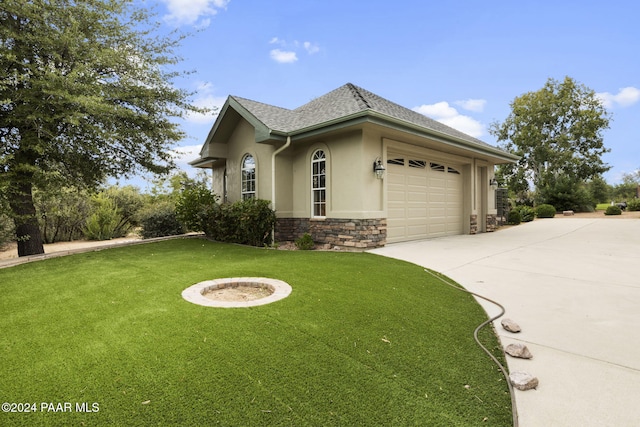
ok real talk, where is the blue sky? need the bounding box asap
[140,0,639,189]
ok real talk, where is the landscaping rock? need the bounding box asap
[563,210,574,216]
[501,318,521,333]
[505,343,533,359]
[509,371,539,391]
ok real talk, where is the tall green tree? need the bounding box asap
[0,0,207,256]
[490,77,611,209]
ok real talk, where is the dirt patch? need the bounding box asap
[203,285,273,302]
[0,237,142,261]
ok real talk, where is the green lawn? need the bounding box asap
[0,239,511,426]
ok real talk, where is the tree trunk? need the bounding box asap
[9,180,45,257]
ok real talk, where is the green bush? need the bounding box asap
[507,210,521,225]
[536,204,557,218]
[139,201,185,238]
[35,186,91,243]
[175,184,218,232]
[103,186,145,237]
[295,233,315,250]
[513,205,535,222]
[84,194,121,240]
[604,205,622,216]
[0,212,14,249]
[204,199,276,247]
[626,198,640,211]
[537,175,596,212]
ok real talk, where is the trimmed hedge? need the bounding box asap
[204,198,276,247]
[507,210,521,225]
[536,204,557,218]
[604,205,622,216]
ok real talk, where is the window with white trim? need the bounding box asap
[241,154,256,200]
[312,150,326,217]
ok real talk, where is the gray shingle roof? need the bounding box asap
[232,83,497,150]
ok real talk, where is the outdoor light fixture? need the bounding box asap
[373,157,386,179]
[489,177,499,189]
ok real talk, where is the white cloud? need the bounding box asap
[596,86,640,109]
[171,144,209,178]
[270,49,298,64]
[160,0,229,27]
[303,41,320,54]
[269,38,319,63]
[455,98,486,113]
[413,101,485,138]
[185,82,226,124]
[414,101,458,119]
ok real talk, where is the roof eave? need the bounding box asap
[368,111,520,163]
[288,110,519,163]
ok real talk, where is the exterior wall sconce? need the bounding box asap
[489,177,499,189]
[373,157,386,179]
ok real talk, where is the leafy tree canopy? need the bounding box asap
[0,0,208,255]
[490,76,611,205]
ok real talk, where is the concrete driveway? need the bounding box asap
[370,218,640,427]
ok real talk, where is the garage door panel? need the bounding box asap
[407,175,427,185]
[407,191,427,202]
[386,153,463,243]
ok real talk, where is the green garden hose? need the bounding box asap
[423,268,519,427]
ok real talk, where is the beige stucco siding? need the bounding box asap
[212,119,275,203]
[284,131,385,219]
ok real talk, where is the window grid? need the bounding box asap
[312,150,326,217]
[241,154,256,200]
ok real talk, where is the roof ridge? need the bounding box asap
[346,83,372,109]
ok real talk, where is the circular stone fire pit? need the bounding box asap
[181,277,292,308]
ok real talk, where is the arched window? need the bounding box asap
[241,154,256,200]
[311,150,326,217]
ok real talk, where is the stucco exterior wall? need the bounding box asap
[203,116,503,246]
[210,119,276,203]
[285,131,384,220]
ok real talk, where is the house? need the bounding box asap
[190,83,518,248]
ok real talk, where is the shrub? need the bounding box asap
[537,176,596,212]
[35,186,90,243]
[175,184,218,232]
[513,205,535,222]
[84,194,121,240]
[204,199,276,247]
[536,204,557,218]
[138,201,185,238]
[0,212,14,249]
[604,205,622,216]
[295,233,315,250]
[507,210,521,225]
[626,198,640,212]
[103,186,145,238]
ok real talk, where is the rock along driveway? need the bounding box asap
[370,218,640,427]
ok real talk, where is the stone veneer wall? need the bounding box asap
[486,214,497,232]
[469,214,478,235]
[276,218,387,249]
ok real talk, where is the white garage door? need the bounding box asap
[387,155,463,243]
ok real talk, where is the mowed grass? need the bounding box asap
[0,239,510,426]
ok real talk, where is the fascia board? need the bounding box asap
[227,97,272,143]
[365,111,520,162]
[287,111,520,163]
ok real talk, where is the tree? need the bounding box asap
[0,0,207,256]
[612,170,640,201]
[490,77,611,208]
